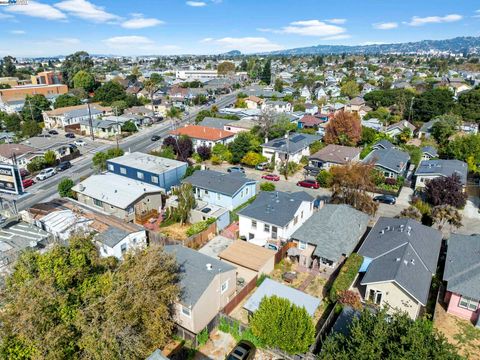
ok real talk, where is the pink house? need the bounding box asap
[443,234,480,325]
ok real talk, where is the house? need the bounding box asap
[290,205,369,270]
[421,146,438,161]
[417,118,440,139]
[362,118,383,132]
[372,139,394,150]
[95,225,146,260]
[224,117,256,133]
[300,86,312,99]
[170,125,236,151]
[304,103,319,115]
[198,117,233,130]
[305,144,361,175]
[261,100,292,113]
[79,118,122,139]
[72,173,163,224]
[0,144,36,169]
[164,245,236,335]
[414,159,468,189]
[43,104,111,129]
[107,152,187,191]
[219,240,276,282]
[363,147,410,179]
[298,115,322,129]
[244,96,264,110]
[261,133,321,167]
[183,170,257,211]
[344,97,365,114]
[384,121,416,138]
[238,191,314,243]
[358,217,442,319]
[443,234,480,325]
[244,278,320,317]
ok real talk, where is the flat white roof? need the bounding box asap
[72,173,163,209]
[108,152,186,174]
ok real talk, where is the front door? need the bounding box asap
[272,226,278,239]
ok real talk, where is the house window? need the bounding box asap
[221,280,229,294]
[93,199,103,207]
[217,193,221,200]
[120,243,127,254]
[151,175,159,184]
[181,306,191,317]
[298,241,307,250]
[204,190,209,195]
[245,187,249,195]
[137,171,144,180]
[107,164,114,171]
[369,290,383,305]
[264,224,270,232]
[251,220,257,229]
[120,167,127,174]
[301,211,304,219]
[459,296,479,311]
[294,216,298,225]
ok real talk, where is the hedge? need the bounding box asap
[329,253,363,302]
[186,218,216,237]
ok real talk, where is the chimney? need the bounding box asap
[206,263,212,271]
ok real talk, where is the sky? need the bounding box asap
[0,0,479,57]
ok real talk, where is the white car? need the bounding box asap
[74,139,86,147]
[36,168,56,181]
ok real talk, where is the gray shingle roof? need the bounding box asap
[291,205,369,262]
[238,191,314,227]
[372,140,394,150]
[421,146,438,158]
[262,133,321,155]
[444,234,480,300]
[358,217,442,305]
[183,170,256,196]
[95,226,129,248]
[415,159,468,185]
[198,117,233,130]
[363,148,410,174]
[164,245,235,307]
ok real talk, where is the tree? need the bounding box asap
[54,94,82,109]
[442,134,480,172]
[121,120,138,133]
[72,70,95,93]
[217,61,236,75]
[212,143,232,163]
[0,237,180,359]
[174,183,196,225]
[261,59,272,85]
[61,51,94,87]
[241,151,266,166]
[196,145,211,161]
[397,128,412,144]
[324,111,361,146]
[143,79,160,105]
[432,205,462,231]
[166,106,182,120]
[321,308,461,360]
[274,78,284,92]
[260,182,275,191]
[150,146,176,160]
[43,150,57,166]
[457,87,480,123]
[57,177,74,198]
[2,56,16,77]
[257,108,276,141]
[330,163,378,215]
[411,88,455,122]
[340,80,360,99]
[229,132,255,164]
[21,94,51,122]
[27,157,47,173]
[92,148,124,171]
[93,81,127,105]
[250,296,315,354]
[398,206,422,222]
[317,170,333,188]
[424,174,467,209]
[430,114,461,145]
[111,100,128,114]
[0,112,21,132]
[21,120,42,138]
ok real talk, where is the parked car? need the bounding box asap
[265,243,279,251]
[261,173,280,181]
[48,129,59,135]
[19,168,29,178]
[65,132,75,138]
[255,162,269,171]
[35,168,56,181]
[74,139,86,147]
[227,166,245,174]
[373,194,396,205]
[226,341,255,360]
[37,134,51,138]
[56,161,72,172]
[297,179,320,189]
[151,135,161,141]
[21,178,35,188]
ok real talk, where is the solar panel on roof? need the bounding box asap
[291,135,306,143]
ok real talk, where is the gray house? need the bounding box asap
[261,133,321,167]
[358,217,442,319]
[198,117,233,130]
[363,147,410,179]
[414,159,468,188]
[290,204,370,271]
[421,146,438,160]
[164,245,236,334]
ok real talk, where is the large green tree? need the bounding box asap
[411,88,455,122]
[457,87,480,123]
[73,70,95,93]
[1,56,16,77]
[0,237,180,359]
[321,308,460,360]
[54,94,82,109]
[0,111,21,132]
[61,51,94,87]
[261,59,272,85]
[21,94,51,122]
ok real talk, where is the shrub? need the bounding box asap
[211,155,222,165]
[57,177,75,198]
[260,182,275,191]
[385,178,396,186]
[329,253,363,302]
[300,156,309,165]
[241,151,266,167]
[197,145,211,161]
[186,218,216,237]
[317,170,333,188]
[338,290,362,310]
[196,328,209,347]
[192,153,202,163]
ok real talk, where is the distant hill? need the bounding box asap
[221,50,242,56]
[265,36,480,56]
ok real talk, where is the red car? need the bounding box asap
[22,178,35,188]
[261,173,280,181]
[297,179,320,189]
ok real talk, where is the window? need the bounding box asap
[459,296,479,311]
[181,306,191,317]
[120,167,126,174]
[120,243,127,254]
[301,210,304,219]
[294,216,298,225]
[264,224,270,232]
[251,220,257,229]
[245,187,249,195]
[369,290,383,305]
[204,190,209,195]
[298,241,307,250]
[107,164,114,171]
[137,171,144,180]
[221,280,229,294]
[93,199,103,207]
[151,175,159,184]
[217,193,221,200]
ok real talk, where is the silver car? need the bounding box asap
[36,167,56,181]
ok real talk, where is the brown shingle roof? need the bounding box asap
[0,144,35,158]
[170,125,235,141]
[44,103,111,116]
[310,144,361,165]
[219,240,275,272]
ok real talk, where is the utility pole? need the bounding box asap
[284,131,290,180]
[86,101,95,141]
[114,106,119,150]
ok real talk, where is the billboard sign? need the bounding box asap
[0,164,24,195]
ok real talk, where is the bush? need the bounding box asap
[211,154,222,165]
[317,170,333,188]
[192,153,202,163]
[385,178,396,186]
[57,177,75,198]
[197,145,212,161]
[241,151,266,167]
[300,156,309,165]
[329,253,363,302]
[183,165,201,179]
[196,328,209,347]
[27,157,47,173]
[186,218,216,237]
[260,182,275,191]
[150,146,176,159]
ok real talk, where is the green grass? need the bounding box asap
[329,253,363,302]
[217,317,264,349]
[230,195,257,223]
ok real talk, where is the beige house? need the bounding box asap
[165,245,237,334]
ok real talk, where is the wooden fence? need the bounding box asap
[275,241,297,264]
[223,275,258,315]
[147,222,216,249]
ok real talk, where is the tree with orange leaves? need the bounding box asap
[324,111,361,146]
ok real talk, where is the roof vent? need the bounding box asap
[410,259,415,265]
[206,263,212,271]
[78,184,85,191]
[395,257,401,262]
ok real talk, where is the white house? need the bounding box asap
[300,86,312,99]
[261,133,321,167]
[96,228,147,260]
[170,125,236,151]
[261,100,292,113]
[238,191,315,244]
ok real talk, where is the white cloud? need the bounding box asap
[5,1,66,20]
[261,19,347,39]
[208,37,283,53]
[186,1,207,7]
[406,14,462,26]
[55,0,119,22]
[121,15,164,29]
[325,18,346,24]
[10,30,26,35]
[373,22,398,30]
[201,37,214,42]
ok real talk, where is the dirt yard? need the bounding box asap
[160,222,189,240]
[434,302,480,359]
